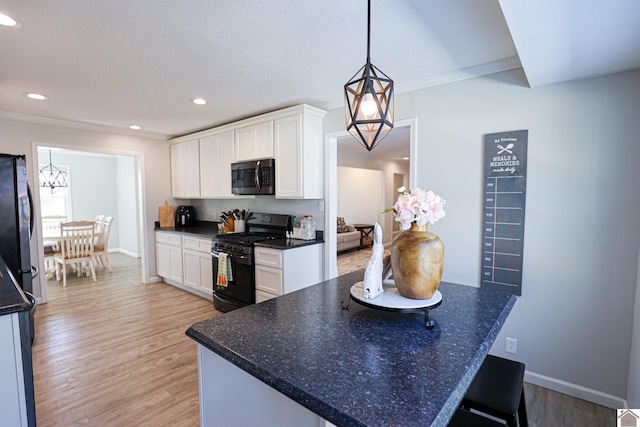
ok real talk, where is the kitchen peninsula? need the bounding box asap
[186,269,516,426]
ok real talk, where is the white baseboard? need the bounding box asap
[112,248,140,258]
[524,371,627,409]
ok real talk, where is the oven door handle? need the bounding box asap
[211,250,251,263]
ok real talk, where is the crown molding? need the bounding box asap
[321,56,523,111]
[0,110,169,141]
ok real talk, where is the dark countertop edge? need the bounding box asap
[432,292,518,425]
[185,327,363,427]
[0,258,32,316]
[186,285,518,427]
[254,238,324,250]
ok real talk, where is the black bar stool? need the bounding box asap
[448,408,504,426]
[461,355,528,427]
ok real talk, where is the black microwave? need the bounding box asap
[231,158,275,195]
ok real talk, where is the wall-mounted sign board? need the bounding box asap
[480,130,528,296]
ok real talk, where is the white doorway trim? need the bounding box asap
[31,141,148,304]
[323,117,418,280]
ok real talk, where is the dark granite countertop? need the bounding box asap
[0,256,32,316]
[255,237,324,250]
[154,221,221,238]
[186,270,517,427]
[155,221,324,249]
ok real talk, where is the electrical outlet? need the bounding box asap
[318,200,325,211]
[506,337,518,354]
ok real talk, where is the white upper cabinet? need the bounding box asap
[171,138,200,198]
[200,130,236,198]
[169,104,326,200]
[234,121,273,162]
[274,106,326,199]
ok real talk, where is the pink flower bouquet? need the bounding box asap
[385,186,446,231]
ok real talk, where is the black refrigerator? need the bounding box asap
[0,153,36,426]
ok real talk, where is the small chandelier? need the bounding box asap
[344,0,394,152]
[39,150,68,193]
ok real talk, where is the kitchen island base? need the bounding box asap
[197,344,334,427]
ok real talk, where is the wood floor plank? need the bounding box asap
[32,253,219,427]
[33,250,617,426]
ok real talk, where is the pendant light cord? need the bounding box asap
[366,0,371,63]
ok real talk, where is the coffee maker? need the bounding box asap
[176,205,195,227]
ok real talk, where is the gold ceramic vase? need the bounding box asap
[390,223,444,300]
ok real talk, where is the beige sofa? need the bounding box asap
[337,223,361,252]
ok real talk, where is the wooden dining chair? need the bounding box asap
[94,216,114,272]
[54,221,96,287]
[94,214,105,234]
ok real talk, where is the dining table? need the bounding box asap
[186,268,517,426]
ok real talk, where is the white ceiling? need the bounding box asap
[1,0,639,144]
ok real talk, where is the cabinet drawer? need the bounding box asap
[256,289,277,303]
[255,265,282,295]
[183,236,211,253]
[155,231,182,246]
[255,247,282,268]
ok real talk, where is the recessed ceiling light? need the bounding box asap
[191,98,207,105]
[402,157,410,160]
[25,93,48,100]
[129,125,142,130]
[0,12,20,27]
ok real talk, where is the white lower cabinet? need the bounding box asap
[255,244,323,302]
[155,231,213,300]
[155,231,183,283]
[182,236,214,299]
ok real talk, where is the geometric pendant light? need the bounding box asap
[344,0,394,152]
[39,149,68,193]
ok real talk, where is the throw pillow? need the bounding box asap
[337,217,348,233]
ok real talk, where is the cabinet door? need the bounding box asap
[199,253,214,296]
[200,131,235,197]
[235,121,274,161]
[274,111,323,199]
[255,264,282,295]
[183,249,200,290]
[253,121,274,159]
[156,243,169,278]
[274,114,302,198]
[171,139,200,198]
[168,245,183,283]
[170,144,184,198]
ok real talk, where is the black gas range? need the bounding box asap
[212,213,292,312]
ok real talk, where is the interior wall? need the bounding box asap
[39,149,120,248]
[116,156,140,257]
[0,116,170,301]
[323,68,640,407]
[337,167,384,230]
[337,151,409,244]
[629,248,640,408]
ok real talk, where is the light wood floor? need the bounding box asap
[337,248,616,426]
[32,252,219,426]
[32,251,616,426]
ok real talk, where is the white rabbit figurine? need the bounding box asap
[363,223,384,299]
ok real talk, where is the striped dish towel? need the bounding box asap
[216,252,233,287]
